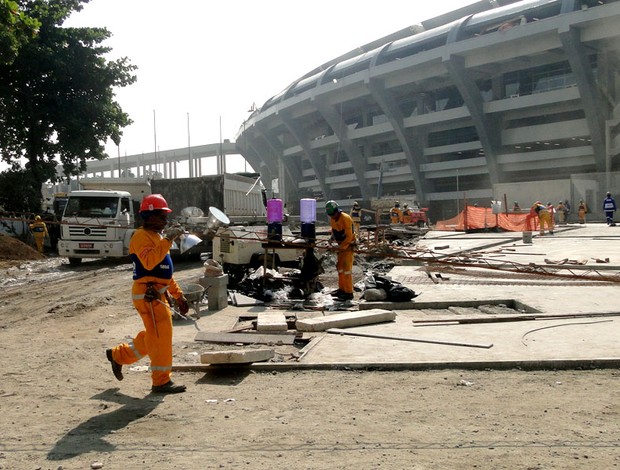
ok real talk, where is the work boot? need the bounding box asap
[330,289,344,297]
[336,291,354,301]
[151,381,186,394]
[106,349,123,381]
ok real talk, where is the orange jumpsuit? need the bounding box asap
[330,211,356,295]
[390,207,402,224]
[110,228,184,387]
[349,206,361,237]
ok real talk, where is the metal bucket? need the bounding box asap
[522,231,532,243]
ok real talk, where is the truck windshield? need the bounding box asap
[64,196,119,218]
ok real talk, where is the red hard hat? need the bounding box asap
[140,194,172,213]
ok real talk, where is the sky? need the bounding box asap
[63,0,478,175]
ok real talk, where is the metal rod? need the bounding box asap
[326,328,493,349]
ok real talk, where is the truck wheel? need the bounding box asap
[68,257,82,266]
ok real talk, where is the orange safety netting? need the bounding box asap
[435,206,540,232]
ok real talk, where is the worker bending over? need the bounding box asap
[106,194,190,394]
[531,201,553,236]
[326,200,356,301]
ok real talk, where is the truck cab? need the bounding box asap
[57,190,136,265]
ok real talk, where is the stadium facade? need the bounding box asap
[236,0,620,220]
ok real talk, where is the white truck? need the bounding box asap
[57,190,136,265]
[57,173,270,265]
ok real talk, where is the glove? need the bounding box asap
[164,225,184,242]
[176,295,189,315]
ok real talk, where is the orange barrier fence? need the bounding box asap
[434,206,540,232]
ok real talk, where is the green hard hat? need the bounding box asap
[325,200,339,215]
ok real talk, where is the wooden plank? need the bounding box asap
[194,331,296,345]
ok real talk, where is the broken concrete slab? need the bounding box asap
[200,348,274,364]
[256,312,288,332]
[295,308,396,332]
[194,331,296,345]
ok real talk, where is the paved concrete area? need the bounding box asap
[178,223,620,370]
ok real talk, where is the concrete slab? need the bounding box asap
[200,348,274,364]
[296,309,396,332]
[298,311,619,365]
[194,331,296,345]
[256,312,288,332]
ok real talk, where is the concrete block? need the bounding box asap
[199,274,228,289]
[199,274,229,311]
[200,348,274,364]
[295,308,396,332]
[257,312,288,332]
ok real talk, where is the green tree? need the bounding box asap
[0,167,40,212]
[0,0,137,212]
[0,0,40,65]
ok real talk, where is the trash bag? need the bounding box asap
[386,283,416,302]
[363,274,416,302]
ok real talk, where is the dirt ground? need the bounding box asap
[0,237,619,469]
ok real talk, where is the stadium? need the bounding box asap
[235,0,620,221]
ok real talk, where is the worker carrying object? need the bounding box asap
[530,201,553,236]
[106,194,190,394]
[29,215,48,253]
[326,200,355,301]
[390,201,402,224]
[350,201,361,237]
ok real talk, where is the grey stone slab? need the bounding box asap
[295,309,396,332]
[200,348,274,364]
[257,312,288,332]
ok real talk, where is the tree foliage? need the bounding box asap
[0,0,137,212]
[0,0,40,65]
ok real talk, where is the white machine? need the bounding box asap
[212,225,306,281]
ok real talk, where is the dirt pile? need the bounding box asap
[0,233,44,261]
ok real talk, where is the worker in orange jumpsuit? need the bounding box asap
[401,204,413,224]
[29,215,48,253]
[106,194,190,394]
[389,201,402,224]
[531,201,553,236]
[349,201,361,239]
[326,200,356,301]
